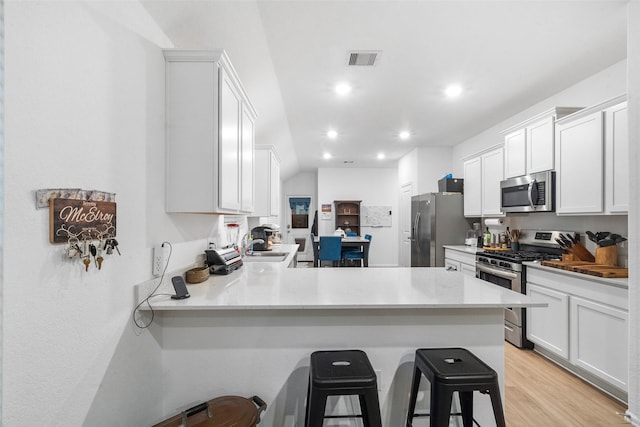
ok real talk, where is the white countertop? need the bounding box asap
[145,250,545,310]
[443,244,483,254]
[524,261,628,288]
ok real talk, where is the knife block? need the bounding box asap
[595,245,617,266]
[570,242,595,262]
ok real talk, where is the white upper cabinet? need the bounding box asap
[555,95,626,215]
[556,111,604,214]
[604,102,628,213]
[481,148,504,216]
[164,50,257,214]
[253,145,281,218]
[463,147,503,217]
[527,116,555,173]
[241,104,255,213]
[218,68,242,211]
[502,108,581,179]
[504,128,526,178]
[463,156,482,216]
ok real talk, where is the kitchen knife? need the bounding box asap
[555,238,566,248]
[567,234,579,245]
[586,231,597,243]
[559,234,573,247]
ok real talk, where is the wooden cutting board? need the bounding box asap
[541,261,628,278]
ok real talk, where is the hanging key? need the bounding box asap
[90,244,98,267]
[96,254,104,270]
[110,238,121,255]
[83,257,91,272]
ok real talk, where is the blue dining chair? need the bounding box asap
[318,236,342,267]
[342,234,371,267]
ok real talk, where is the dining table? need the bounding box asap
[312,236,371,267]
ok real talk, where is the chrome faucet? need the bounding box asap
[240,232,265,257]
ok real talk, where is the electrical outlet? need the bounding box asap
[153,245,169,276]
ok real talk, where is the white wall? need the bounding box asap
[3,2,220,424]
[626,1,639,424]
[318,168,398,267]
[398,147,454,196]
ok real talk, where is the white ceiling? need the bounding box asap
[141,0,627,179]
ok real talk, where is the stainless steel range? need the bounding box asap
[475,230,575,348]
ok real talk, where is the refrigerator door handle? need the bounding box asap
[411,213,418,241]
[415,212,421,251]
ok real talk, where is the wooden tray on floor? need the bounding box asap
[540,261,628,278]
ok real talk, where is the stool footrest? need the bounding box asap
[322,414,363,419]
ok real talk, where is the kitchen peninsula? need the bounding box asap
[143,246,544,426]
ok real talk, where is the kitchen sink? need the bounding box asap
[243,252,289,262]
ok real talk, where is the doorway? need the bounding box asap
[399,184,412,267]
[286,196,313,261]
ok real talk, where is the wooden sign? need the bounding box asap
[49,198,117,243]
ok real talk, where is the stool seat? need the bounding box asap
[416,347,499,385]
[406,347,506,427]
[306,350,382,427]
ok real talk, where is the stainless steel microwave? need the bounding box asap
[500,171,555,213]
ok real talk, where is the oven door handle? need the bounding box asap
[476,263,520,280]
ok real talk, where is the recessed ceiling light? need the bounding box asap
[445,84,463,98]
[327,130,338,139]
[399,131,411,140]
[335,83,352,95]
[323,152,332,160]
[377,153,385,160]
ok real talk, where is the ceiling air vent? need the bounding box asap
[348,51,380,66]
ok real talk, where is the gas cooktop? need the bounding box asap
[480,250,560,263]
[478,229,575,264]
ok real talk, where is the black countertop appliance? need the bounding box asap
[250,226,273,251]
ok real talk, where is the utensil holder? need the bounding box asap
[595,245,617,266]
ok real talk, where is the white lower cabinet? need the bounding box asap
[444,258,461,272]
[527,283,569,359]
[570,296,628,391]
[444,248,476,277]
[527,267,628,395]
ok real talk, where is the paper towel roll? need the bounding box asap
[484,218,504,227]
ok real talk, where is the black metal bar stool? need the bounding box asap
[405,348,506,427]
[305,349,383,427]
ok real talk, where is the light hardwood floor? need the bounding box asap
[505,343,628,426]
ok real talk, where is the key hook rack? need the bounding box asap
[39,188,120,273]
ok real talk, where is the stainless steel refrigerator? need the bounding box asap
[411,193,469,267]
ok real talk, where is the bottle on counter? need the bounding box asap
[483,228,491,247]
